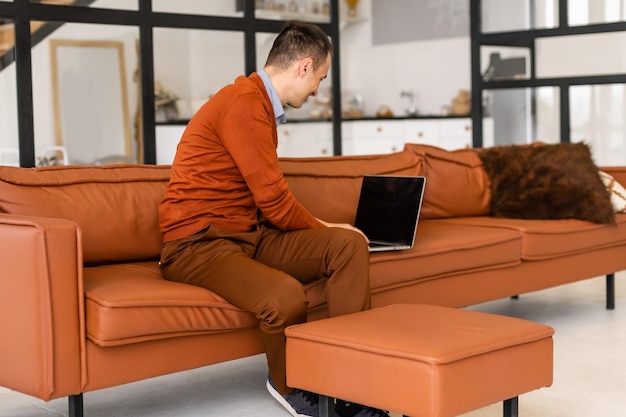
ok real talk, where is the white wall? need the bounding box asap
[340,0,471,117]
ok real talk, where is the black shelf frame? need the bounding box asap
[0,0,342,167]
[470,0,626,148]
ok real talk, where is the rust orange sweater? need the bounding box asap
[158,73,324,242]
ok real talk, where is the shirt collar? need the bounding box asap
[258,68,287,126]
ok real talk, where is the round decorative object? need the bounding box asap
[449,89,471,116]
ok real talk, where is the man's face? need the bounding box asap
[289,54,331,108]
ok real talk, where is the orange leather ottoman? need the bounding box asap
[285,304,554,417]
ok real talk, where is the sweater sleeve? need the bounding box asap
[219,90,324,231]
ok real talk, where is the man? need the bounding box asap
[158,20,388,417]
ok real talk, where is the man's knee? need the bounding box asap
[257,278,308,330]
[326,227,369,256]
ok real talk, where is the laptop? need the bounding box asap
[354,175,426,252]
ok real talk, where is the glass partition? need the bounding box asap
[153,28,245,122]
[0,21,19,166]
[568,0,626,26]
[536,31,626,78]
[481,0,558,33]
[255,32,276,71]
[153,0,241,17]
[570,83,626,165]
[481,45,531,81]
[254,0,331,23]
[484,86,561,147]
[31,22,139,165]
[535,86,561,144]
[30,0,137,11]
[485,88,533,146]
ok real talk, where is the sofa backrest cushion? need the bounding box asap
[403,143,491,218]
[279,151,423,224]
[0,164,170,264]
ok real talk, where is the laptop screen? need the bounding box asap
[354,175,426,246]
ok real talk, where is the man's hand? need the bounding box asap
[317,218,370,243]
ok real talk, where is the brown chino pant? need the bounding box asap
[159,224,371,394]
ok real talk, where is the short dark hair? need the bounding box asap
[265,20,333,71]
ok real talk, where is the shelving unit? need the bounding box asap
[470,0,626,148]
[254,8,331,24]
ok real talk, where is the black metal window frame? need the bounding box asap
[0,0,342,167]
[470,0,626,148]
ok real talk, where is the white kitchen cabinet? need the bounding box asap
[348,137,405,155]
[157,118,494,162]
[403,119,441,146]
[351,121,405,139]
[277,122,333,157]
[342,118,494,155]
[437,118,473,149]
[345,120,405,155]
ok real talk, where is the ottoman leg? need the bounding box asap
[399,396,519,417]
[503,396,519,417]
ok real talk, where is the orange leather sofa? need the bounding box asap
[0,144,625,416]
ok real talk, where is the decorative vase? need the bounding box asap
[449,90,471,116]
[345,0,359,17]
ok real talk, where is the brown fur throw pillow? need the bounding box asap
[478,143,615,224]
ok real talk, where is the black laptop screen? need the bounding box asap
[354,175,425,245]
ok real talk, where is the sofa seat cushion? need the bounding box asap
[84,262,260,347]
[84,261,330,347]
[438,214,626,261]
[368,220,522,292]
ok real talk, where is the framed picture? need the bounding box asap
[50,39,132,164]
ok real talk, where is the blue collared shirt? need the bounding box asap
[258,68,287,126]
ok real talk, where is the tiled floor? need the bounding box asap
[2,272,625,417]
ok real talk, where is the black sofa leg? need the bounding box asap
[607,273,615,310]
[319,395,335,417]
[69,394,83,417]
[503,396,518,417]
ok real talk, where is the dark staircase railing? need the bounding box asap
[0,0,97,72]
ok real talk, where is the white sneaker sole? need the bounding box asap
[266,379,317,417]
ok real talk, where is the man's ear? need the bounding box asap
[297,57,314,78]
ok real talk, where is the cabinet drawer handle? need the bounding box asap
[321,148,328,155]
[376,127,382,133]
[417,131,423,138]
[464,125,471,131]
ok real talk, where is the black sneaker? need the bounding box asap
[335,399,390,417]
[266,376,320,417]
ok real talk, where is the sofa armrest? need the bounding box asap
[0,213,85,401]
